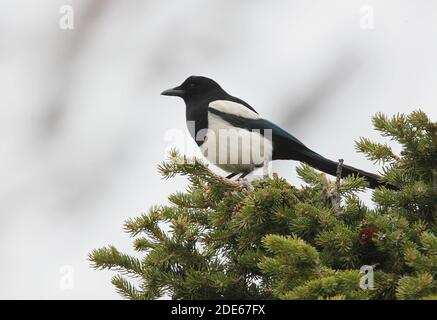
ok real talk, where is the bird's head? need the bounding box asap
[161,76,223,102]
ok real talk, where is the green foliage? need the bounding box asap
[89,110,437,299]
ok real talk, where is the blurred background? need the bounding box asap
[0,0,436,299]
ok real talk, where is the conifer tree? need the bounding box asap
[89,110,436,300]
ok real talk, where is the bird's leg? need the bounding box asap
[226,172,239,179]
[238,172,250,180]
[262,160,270,179]
[237,172,254,191]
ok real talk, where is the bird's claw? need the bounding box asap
[237,178,254,191]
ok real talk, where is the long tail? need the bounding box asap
[298,149,392,190]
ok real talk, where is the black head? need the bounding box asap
[161,76,224,102]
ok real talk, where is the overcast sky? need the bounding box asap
[0,0,436,299]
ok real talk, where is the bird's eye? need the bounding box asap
[189,83,195,88]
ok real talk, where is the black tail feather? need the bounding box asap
[298,149,394,190]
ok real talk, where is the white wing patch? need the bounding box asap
[198,111,273,173]
[208,100,261,120]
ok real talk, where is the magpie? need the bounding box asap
[162,76,387,189]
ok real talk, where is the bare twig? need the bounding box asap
[332,159,344,215]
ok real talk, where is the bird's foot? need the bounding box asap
[232,172,253,190]
[238,179,254,191]
[260,172,276,181]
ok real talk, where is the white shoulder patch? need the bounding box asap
[209,100,260,120]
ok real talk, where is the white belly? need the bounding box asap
[199,112,273,173]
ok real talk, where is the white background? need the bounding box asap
[0,0,436,299]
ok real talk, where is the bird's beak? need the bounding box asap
[161,85,185,97]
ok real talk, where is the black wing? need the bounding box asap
[208,108,311,160]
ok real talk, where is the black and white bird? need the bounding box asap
[162,75,386,189]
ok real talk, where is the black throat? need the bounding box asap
[184,91,227,146]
